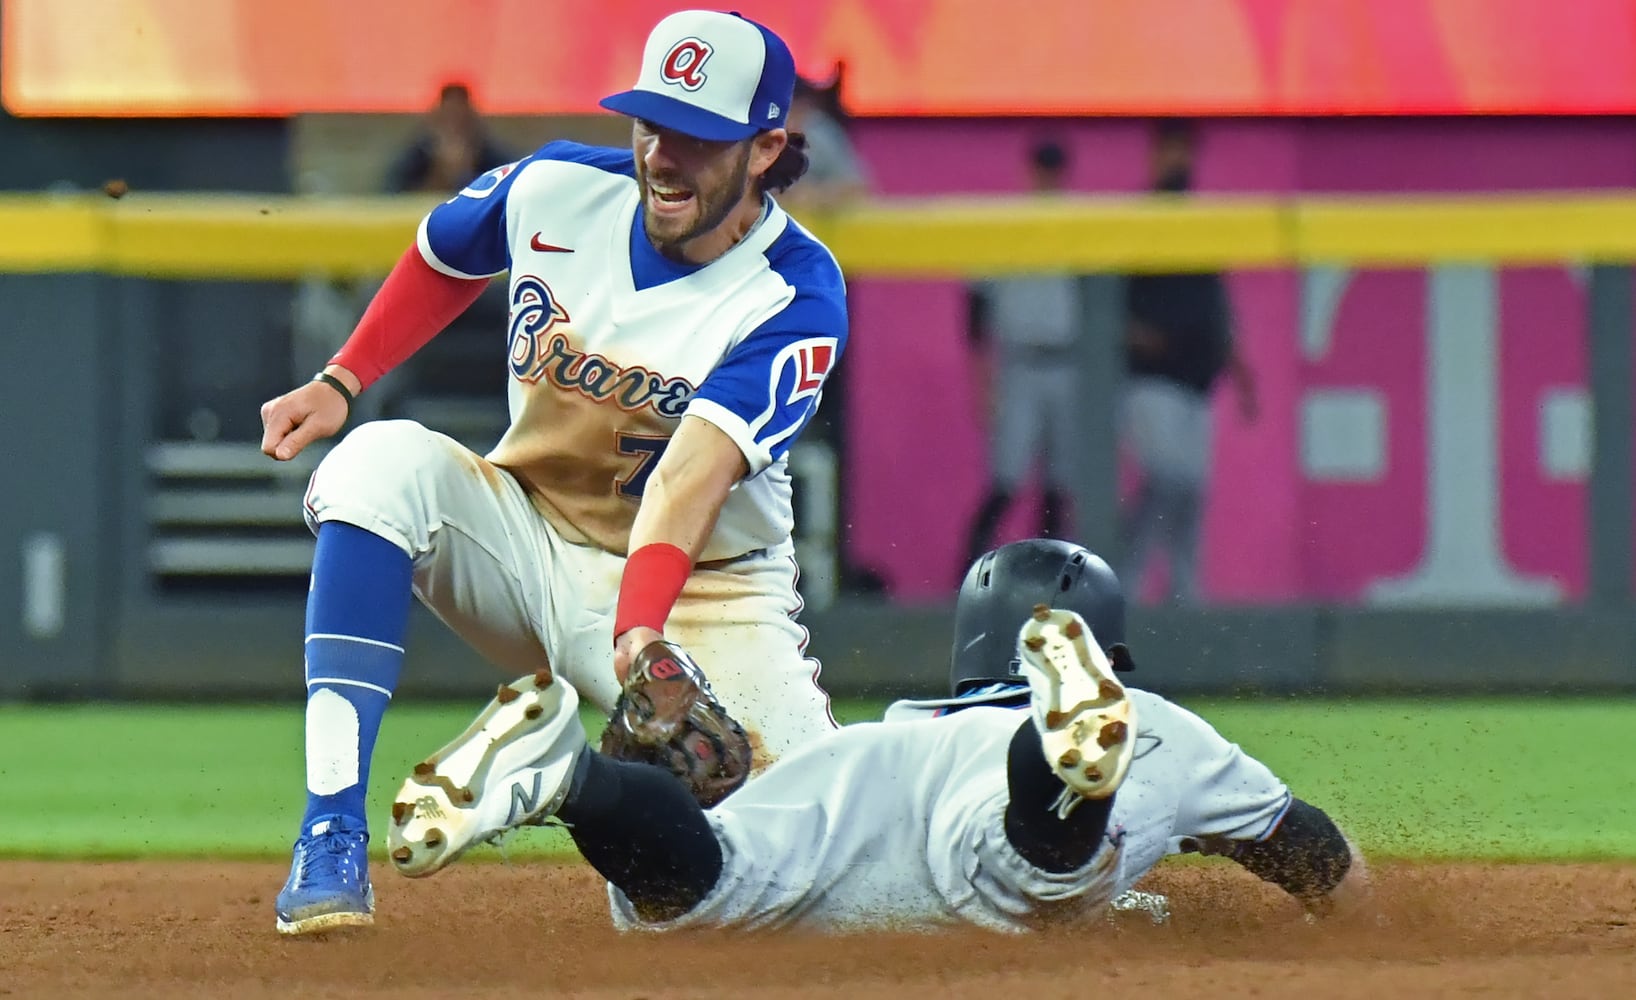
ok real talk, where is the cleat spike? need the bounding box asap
[423,829,444,850]
[524,704,543,720]
[1098,721,1128,749]
[1085,766,1103,783]
[391,847,412,864]
[391,801,411,825]
[1064,619,1083,639]
[1024,636,1047,652]
[1099,680,1122,701]
[412,761,435,777]
[533,668,553,688]
[1032,604,1052,621]
[496,684,520,704]
[1059,748,1083,768]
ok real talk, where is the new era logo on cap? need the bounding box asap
[600,9,795,142]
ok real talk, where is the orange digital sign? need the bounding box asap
[6,0,1636,118]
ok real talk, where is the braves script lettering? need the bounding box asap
[507,277,694,418]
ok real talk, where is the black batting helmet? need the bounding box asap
[950,539,1135,697]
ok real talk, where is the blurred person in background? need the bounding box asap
[290,83,518,431]
[962,138,1084,569]
[383,82,518,425]
[386,82,516,195]
[1117,119,1257,606]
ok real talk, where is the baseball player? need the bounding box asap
[387,540,1370,933]
[962,140,1087,567]
[261,10,846,935]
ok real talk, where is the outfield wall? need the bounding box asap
[7,160,1636,700]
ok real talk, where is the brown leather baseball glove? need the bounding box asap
[599,638,754,808]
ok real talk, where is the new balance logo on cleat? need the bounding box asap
[386,674,585,879]
[507,772,544,826]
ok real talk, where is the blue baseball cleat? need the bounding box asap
[275,814,376,935]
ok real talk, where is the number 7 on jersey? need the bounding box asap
[615,432,670,500]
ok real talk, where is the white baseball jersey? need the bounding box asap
[418,140,847,562]
[607,686,1292,934]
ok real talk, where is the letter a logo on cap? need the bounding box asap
[661,37,713,91]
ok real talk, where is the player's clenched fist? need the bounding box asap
[260,367,358,461]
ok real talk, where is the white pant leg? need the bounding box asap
[924,714,1123,932]
[665,553,837,766]
[303,419,558,679]
[534,546,838,758]
[1039,365,1083,493]
[528,539,626,715]
[1121,377,1212,487]
[990,360,1049,490]
[609,709,1123,935]
[607,801,836,934]
[305,423,837,760]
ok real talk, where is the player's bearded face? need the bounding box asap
[634,122,755,259]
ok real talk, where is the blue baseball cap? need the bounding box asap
[600,10,795,142]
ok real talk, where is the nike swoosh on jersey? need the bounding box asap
[530,234,574,253]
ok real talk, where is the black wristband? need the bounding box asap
[311,372,355,415]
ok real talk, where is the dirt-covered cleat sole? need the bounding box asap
[387,669,585,878]
[1017,605,1137,802]
[274,814,375,936]
[275,906,375,937]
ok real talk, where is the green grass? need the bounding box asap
[0,698,884,860]
[1179,697,1636,861]
[2,696,1631,861]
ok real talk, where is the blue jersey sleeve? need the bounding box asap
[416,141,634,279]
[686,280,849,476]
[416,159,524,279]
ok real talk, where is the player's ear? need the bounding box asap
[750,128,788,176]
[753,130,808,195]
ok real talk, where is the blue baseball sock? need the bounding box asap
[300,521,413,830]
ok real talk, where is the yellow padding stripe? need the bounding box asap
[2,191,1633,278]
[1295,195,1636,265]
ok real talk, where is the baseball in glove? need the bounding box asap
[599,638,754,807]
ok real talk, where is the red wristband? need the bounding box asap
[614,543,693,643]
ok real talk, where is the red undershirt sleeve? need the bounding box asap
[328,244,493,391]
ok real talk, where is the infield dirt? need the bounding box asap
[5,860,1634,998]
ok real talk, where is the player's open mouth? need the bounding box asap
[648,182,694,214]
